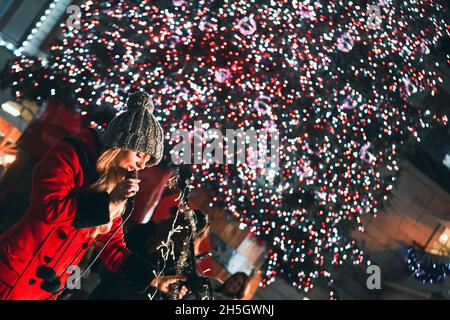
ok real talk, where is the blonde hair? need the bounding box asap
[89,148,126,237]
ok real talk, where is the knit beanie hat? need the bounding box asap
[100,92,164,166]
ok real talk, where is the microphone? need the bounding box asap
[125,170,138,180]
[125,171,138,208]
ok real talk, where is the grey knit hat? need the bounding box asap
[101,92,164,166]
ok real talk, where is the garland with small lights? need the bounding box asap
[406,247,450,284]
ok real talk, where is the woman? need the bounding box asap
[0,92,187,300]
[211,272,249,300]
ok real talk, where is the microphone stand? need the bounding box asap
[169,165,212,300]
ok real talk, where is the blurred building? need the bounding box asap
[0,0,74,167]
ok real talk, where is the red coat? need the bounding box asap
[0,128,153,300]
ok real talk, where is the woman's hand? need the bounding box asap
[109,177,141,216]
[150,275,189,299]
[110,177,141,202]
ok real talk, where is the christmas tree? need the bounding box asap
[1,0,449,297]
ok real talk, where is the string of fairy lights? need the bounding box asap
[0,0,71,56]
[1,0,448,297]
[406,247,450,284]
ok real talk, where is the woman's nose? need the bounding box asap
[136,160,145,170]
